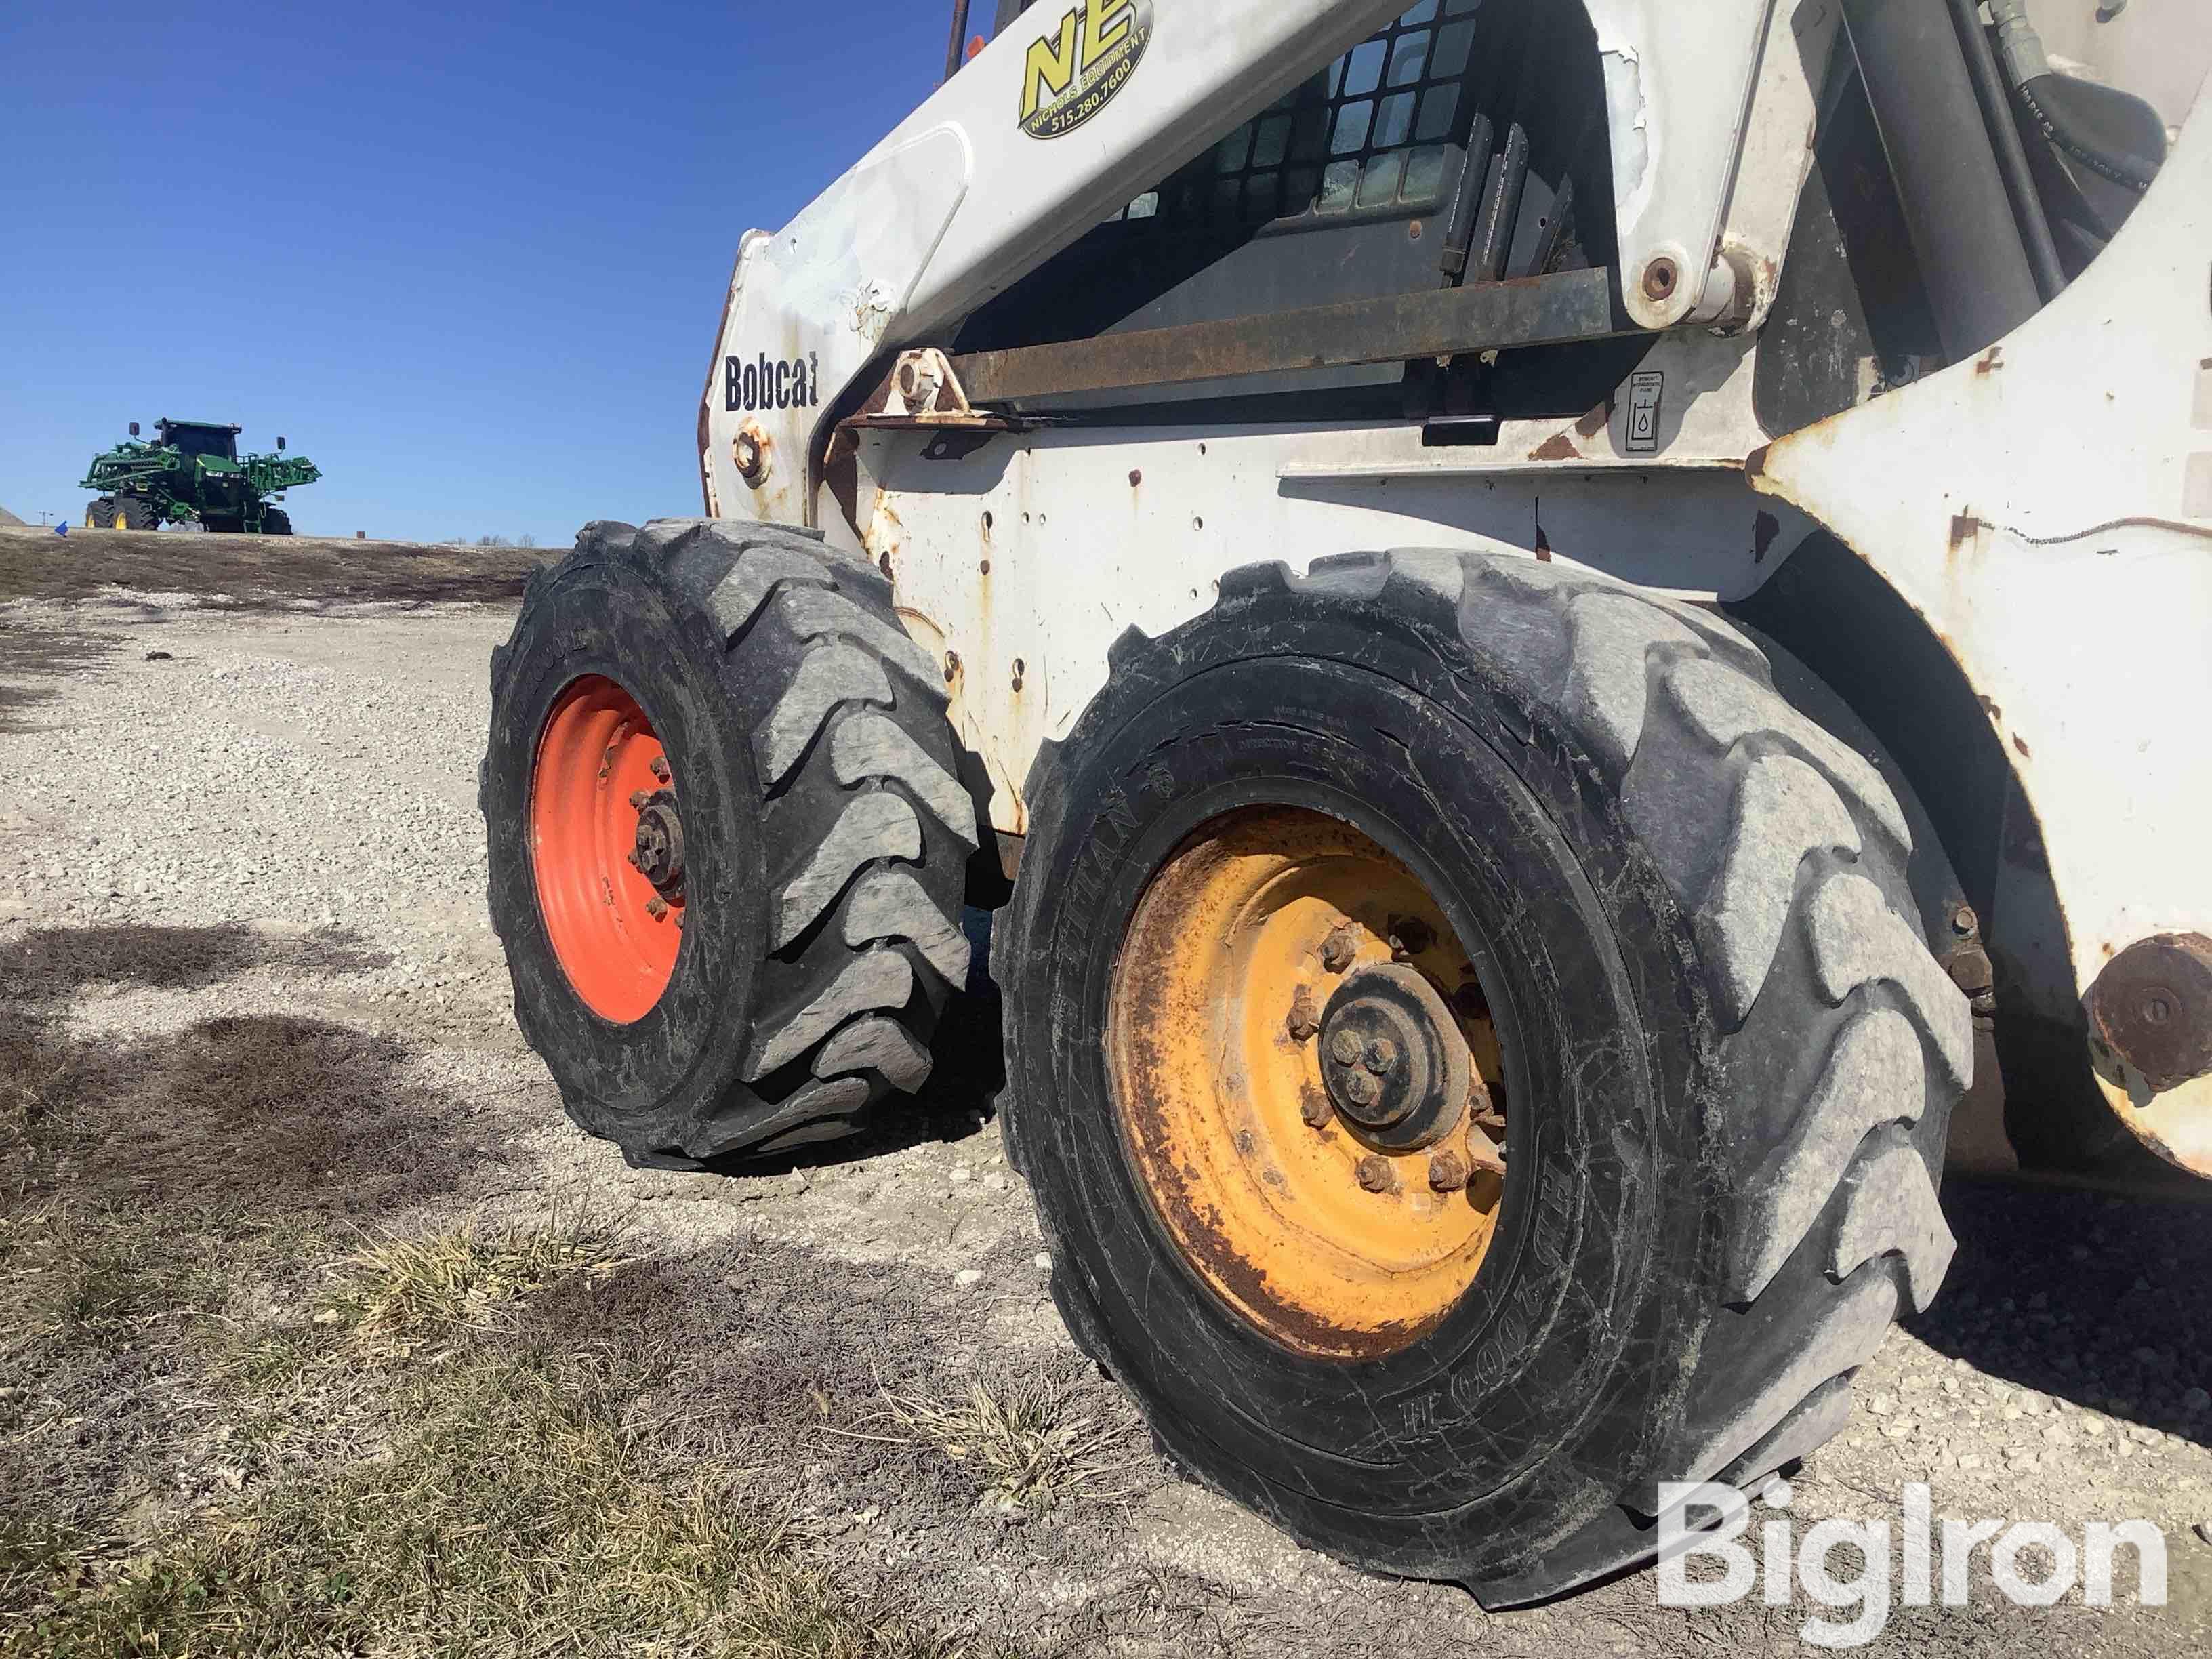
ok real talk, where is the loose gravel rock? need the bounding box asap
[4,560,2211,1656]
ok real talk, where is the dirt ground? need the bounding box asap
[3,533,2211,1656]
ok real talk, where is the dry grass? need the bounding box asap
[3,1349,964,1658]
[1,926,979,1658]
[2,1211,970,1659]
[0,1202,232,1336]
[870,1370,1143,1515]
[323,1200,634,1349]
[0,525,542,609]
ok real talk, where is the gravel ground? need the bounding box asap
[3,547,2211,1656]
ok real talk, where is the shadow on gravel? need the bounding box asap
[1,922,485,1227]
[0,626,117,735]
[1907,1177,2212,1449]
[0,922,505,1532]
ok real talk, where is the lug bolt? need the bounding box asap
[1342,1071,1380,1109]
[1950,902,1978,937]
[629,790,650,810]
[1300,1092,1333,1129]
[1286,988,1322,1042]
[1363,1038,1399,1076]
[1428,1150,1470,1193]
[1320,926,1360,973]
[1328,1028,1363,1066]
[649,756,671,783]
[1356,1155,1395,1194]
[645,896,670,920]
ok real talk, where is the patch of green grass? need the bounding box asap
[3,1351,960,1659]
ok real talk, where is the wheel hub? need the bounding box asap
[1107,806,1511,1359]
[1318,964,1470,1151]
[630,791,686,894]
[529,676,686,1025]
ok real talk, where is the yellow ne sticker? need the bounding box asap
[1019,0,1153,140]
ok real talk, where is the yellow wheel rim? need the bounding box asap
[1109,807,1509,1360]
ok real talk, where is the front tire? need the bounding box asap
[261,508,293,536]
[115,496,159,531]
[84,497,117,529]
[483,519,977,1164]
[1000,550,1968,1603]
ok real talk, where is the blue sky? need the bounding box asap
[0,1,951,541]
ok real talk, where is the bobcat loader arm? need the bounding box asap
[698,0,1782,529]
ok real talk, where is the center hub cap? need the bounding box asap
[1318,964,1471,1151]
[632,792,686,893]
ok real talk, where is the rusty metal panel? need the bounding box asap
[949,268,1620,405]
[1749,83,2212,1176]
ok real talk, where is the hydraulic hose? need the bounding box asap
[2016,77,2158,192]
[1944,0,2066,300]
[1986,0,2158,192]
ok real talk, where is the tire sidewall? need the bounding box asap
[484,545,771,1149]
[1006,584,1719,1580]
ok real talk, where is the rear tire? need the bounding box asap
[483,519,977,1164]
[84,497,116,529]
[261,508,293,536]
[115,496,159,531]
[1001,550,1967,1604]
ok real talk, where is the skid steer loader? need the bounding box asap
[481,0,2212,1604]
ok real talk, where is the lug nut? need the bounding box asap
[1328,1028,1363,1066]
[1363,1038,1399,1076]
[1286,987,1322,1042]
[734,426,769,487]
[1342,1071,1380,1109]
[645,896,669,920]
[630,790,651,809]
[1356,1155,1395,1193]
[1300,1092,1333,1129]
[1320,926,1360,973]
[1428,1150,1470,1193]
[649,756,671,783]
[1950,902,1978,937]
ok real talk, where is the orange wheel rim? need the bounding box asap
[530,676,687,1024]
[1109,808,1509,1360]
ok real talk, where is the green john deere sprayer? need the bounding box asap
[80,419,320,534]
